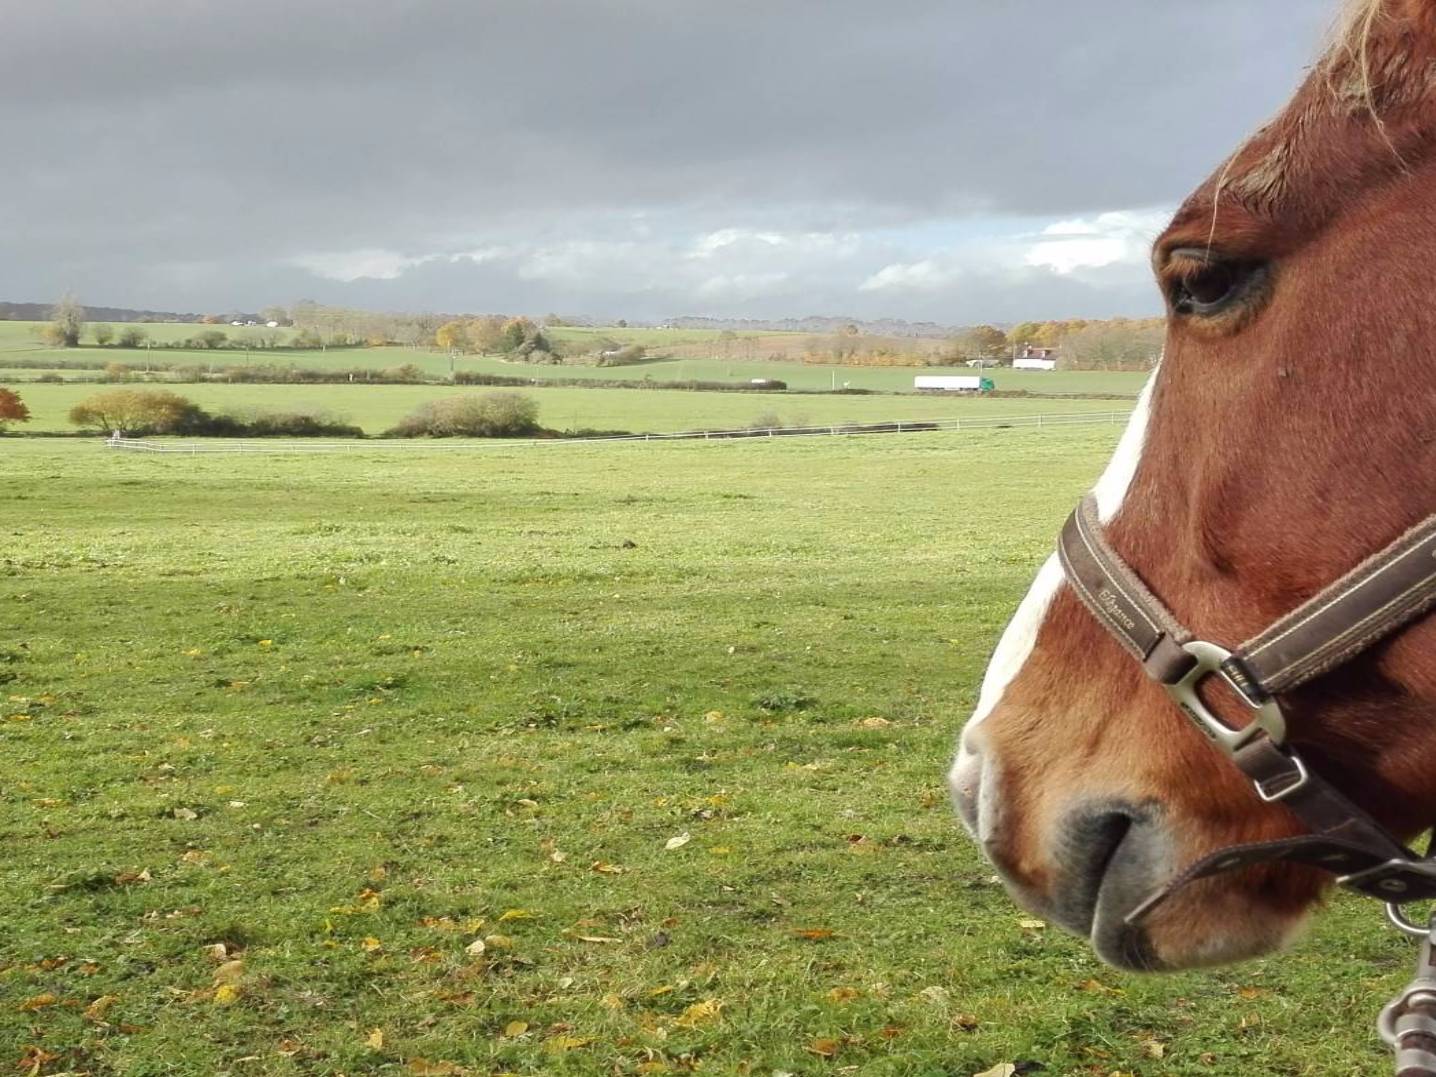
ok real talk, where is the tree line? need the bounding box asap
[35,295,1165,371]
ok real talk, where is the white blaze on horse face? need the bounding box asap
[1092,372,1159,524]
[960,369,1159,743]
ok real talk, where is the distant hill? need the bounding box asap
[662,315,964,338]
[0,301,203,323]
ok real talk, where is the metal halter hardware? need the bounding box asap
[1164,640,1287,755]
[1054,493,1436,1075]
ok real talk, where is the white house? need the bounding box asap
[1013,357,1057,371]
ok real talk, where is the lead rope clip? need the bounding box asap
[1379,907,1436,1077]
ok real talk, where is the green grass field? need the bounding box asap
[6,382,1130,436]
[0,432,1407,1075]
[0,320,1150,397]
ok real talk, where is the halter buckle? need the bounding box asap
[1164,640,1288,755]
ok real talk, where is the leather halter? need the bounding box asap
[1058,492,1436,1073]
[1056,493,1436,920]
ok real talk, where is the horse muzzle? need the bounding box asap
[950,738,1171,971]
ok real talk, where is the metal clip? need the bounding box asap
[1378,912,1436,1075]
[1164,641,1288,754]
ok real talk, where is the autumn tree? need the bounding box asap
[960,325,1007,357]
[0,387,31,431]
[1059,321,1164,370]
[467,316,508,354]
[68,388,201,435]
[43,294,86,347]
[435,320,469,352]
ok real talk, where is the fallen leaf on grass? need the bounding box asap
[1017,918,1046,931]
[574,934,622,944]
[483,934,513,950]
[213,984,241,1006]
[973,1066,1016,1077]
[671,999,724,1028]
[826,986,861,1003]
[793,928,835,941]
[173,808,198,821]
[664,832,691,851]
[591,861,625,875]
[465,938,486,956]
[409,1061,468,1076]
[213,959,245,985]
[18,994,58,1012]
[807,1039,841,1058]
[498,908,533,922]
[951,1013,980,1032]
[858,716,892,728]
[1141,1038,1166,1059]
[502,1020,529,1038]
[16,1047,58,1072]
[365,1028,384,1050]
[361,937,383,953]
[84,995,120,1023]
[543,1035,593,1053]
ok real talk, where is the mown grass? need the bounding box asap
[5,382,1129,436]
[0,433,1407,1076]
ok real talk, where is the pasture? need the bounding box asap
[0,320,1150,397]
[8,382,1130,437]
[0,433,1407,1075]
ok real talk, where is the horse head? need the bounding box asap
[952,0,1436,972]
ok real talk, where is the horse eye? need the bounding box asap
[1167,254,1262,316]
[1184,265,1236,306]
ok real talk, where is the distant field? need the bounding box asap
[6,382,1130,436]
[0,321,1150,397]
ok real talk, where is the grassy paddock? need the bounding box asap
[0,433,1404,1075]
[5,382,1129,436]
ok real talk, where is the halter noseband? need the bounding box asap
[1057,493,1436,1071]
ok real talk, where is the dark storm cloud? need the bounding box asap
[0,1,1334,318]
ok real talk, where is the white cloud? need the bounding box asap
[859,259,955,293]
[291,248,438,282]
[1023,209,1169,275]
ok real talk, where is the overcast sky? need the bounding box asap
[2,1,1334,323]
